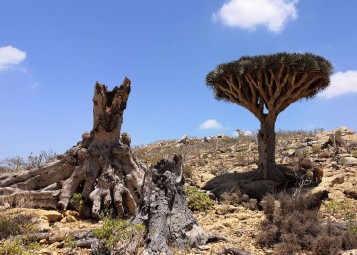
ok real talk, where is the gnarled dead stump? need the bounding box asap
[0,78,145,218]
[134,155,209,255]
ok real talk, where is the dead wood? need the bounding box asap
[0,78,145,218]
[134,155,210,255]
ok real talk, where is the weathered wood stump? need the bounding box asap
[133,155,210,255]
[0,77,216,254]
[0,78,145,218]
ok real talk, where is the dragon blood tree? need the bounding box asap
[206,53,332,180]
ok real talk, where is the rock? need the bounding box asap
[282,149,295,157]
[0,202,10,211]
[198,245,211,251]
[299,142,308,148]
[307,140,318,146]
[39,248,52,255]
[37,209,63,222]
[340,156,357,166]
[206,191,216,199]
[330,176,345,186]
[335,126,355,136]
[64,210,79,218]
[340,249,357,255]
[48,241,62,249]
[344,188,357,199]
[216,134,229,139]
[344,134,357,143]
[39,239,47,245]
[208,223,226,231]
[177,134,189,144]
[216,205,237,215]
[237,214,248,220]
[203,136,211,143]
[49,230,68,243]
[36,216,51,232]
[60,215,77,223]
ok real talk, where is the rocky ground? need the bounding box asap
[1,126,356,254]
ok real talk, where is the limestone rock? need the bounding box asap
[177,134,190,144]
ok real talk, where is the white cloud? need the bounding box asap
[319,71,357,99]
[199,119,224,130]
[213,0,298,33]
[0,45,26,71]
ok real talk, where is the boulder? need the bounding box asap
[177,134,190,144]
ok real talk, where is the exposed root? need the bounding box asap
[0,78,145,217]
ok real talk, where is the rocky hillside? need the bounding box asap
[0,126,356,254]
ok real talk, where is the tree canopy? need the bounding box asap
[206,52,333,121]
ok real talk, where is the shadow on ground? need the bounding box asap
[202,167,320,200]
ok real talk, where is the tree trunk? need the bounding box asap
[1,77,217,254]
[0,78,145,218]
[257,116,283,181]
[133,155,210,255]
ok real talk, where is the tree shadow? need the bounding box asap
[202,166,321,201]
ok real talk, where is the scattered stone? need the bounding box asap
[216,134,229,139]
[60,215,77,223]
[340,249,357,255]
[330,176,345,186]
[39,239,47,245]
[39,210,63,222]
[282,149,295,157]
[177,134,189,144]
[344,188,357,200]
[341,156,357,166]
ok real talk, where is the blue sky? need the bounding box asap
[1,0,357,159]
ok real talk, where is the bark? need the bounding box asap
[257,116,284,181]
[0,78,145,218]
[133,155,210,255]
[1,77,215,254]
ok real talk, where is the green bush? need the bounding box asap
[184,185,214,211]
[0,239,40,255]
[93,215,144,254]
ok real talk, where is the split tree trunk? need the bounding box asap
[133,155,210,255]
[1,77,215,254]
[0,78,145,218]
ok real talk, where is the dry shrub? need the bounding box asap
[312,234,342,255]
[221,187,258,210]
[0,192,35,209]
[182,164,193,179]
[0,213,35,239]
[221,187,243,205]
[257,191,357,254]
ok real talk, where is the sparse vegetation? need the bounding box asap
[257,192,357,255]
[92,212,144,254]
[0,213,35,240]
[184,185,214,211]
[0,213,39,255]
[1,126,356,255]
[0,149,57,173]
